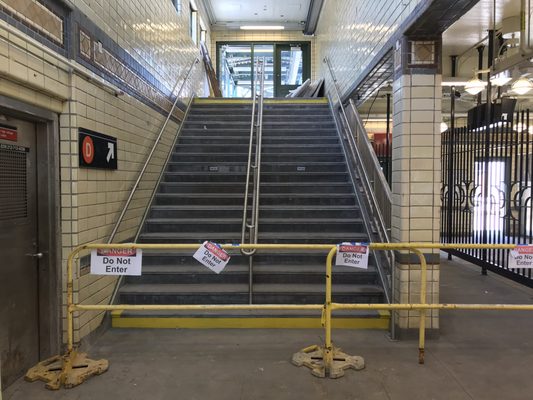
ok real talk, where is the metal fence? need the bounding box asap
[441,109,533,287]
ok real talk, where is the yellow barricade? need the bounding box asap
[25,242,531,388]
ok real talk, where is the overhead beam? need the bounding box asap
[303,0,324,35]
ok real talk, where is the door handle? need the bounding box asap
[26,252,44,259]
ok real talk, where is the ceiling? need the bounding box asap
[205,0,311,30]
[442,0,520,57]
[357,0,532,119]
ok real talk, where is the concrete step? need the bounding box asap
[177,136,340,145]
[165,162,347,173]
[162,171,350,183]
[153,193,357,206]
[170,153,345,163]
[180,128,338,137]
[118,283,383,304]
[173,144,343,154]
[125,263,378,285]
[148,205,360,219]
[139,231,368,244]
[157,182,354,194]
[143,218,364,234]
[111,309,390,330]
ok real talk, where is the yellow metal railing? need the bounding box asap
[25,242,533,388]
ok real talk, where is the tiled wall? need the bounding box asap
[0,0,210,342]
[210,30,317,81]
[315,0,423,96]
[392,72,442,330]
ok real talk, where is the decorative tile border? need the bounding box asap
[0,0,63,44]
[79,27,184,121]
[0,0,188,120]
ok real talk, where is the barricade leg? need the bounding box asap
[292,246,365,378]
[25,250,109,390]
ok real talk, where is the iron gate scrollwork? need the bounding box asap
[441,110,533,286]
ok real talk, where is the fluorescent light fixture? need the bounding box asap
[490,71,512,86]
[240,25,285,30]
[511,78,533,95]
[464,77,486,95]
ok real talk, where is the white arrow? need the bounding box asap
[107,142,115,162]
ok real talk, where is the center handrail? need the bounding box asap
[241,59,266,256]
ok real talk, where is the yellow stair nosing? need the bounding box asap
[112,316,390,330]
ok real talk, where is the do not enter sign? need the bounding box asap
[79,128,118,169]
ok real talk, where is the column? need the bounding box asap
[391,36,442,336]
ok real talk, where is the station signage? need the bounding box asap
[508,245,533,269]
[90,248,142,275]
[193,241,230,274]
[0,123,17,142]
[79,128,117,170]
[336,243,369,269]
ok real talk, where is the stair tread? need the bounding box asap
[138,264,377,274]
[120,283,383,294]
[160,182,350,186]
[116,309,385,318]
[145,218,362,223]
[155,193,355,198]
[150,205,358,210]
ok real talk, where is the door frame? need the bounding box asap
[216,41,312,98]
[0,94,61,359]
[274,43,311,97]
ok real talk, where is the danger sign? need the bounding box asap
[336,242,369,269]
[79,128,117,170]
[193,241,230,274]
[90,248,142,275]
[508,245,533,269]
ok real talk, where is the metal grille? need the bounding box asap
[0,145,28,220]
[441,110,533,287]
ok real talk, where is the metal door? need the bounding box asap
[0,117,39,388]
[274,43,310,97]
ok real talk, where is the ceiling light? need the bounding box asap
[240,25,285,30]
[511,78,533,95]
[464,77,485,95]
[490,71,512,86]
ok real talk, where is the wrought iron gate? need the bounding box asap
[441,110,533,287]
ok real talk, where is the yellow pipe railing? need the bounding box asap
[36,241,531,388]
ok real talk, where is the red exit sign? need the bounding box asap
[0,124,17,142]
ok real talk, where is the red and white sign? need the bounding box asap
[90,248,142,275]
[336,242,369,269]
[82,135,95,164]
[509,245,533,269]
[193,241,230,274]
[0,125,17,142]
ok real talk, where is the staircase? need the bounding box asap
[113,98,388,329]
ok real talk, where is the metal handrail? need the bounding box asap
[241,59,266,257]
[107,58,200,244]
[108,95,197,305]
[323,57,393,306]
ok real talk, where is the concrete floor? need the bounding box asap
[5,253,533,400]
